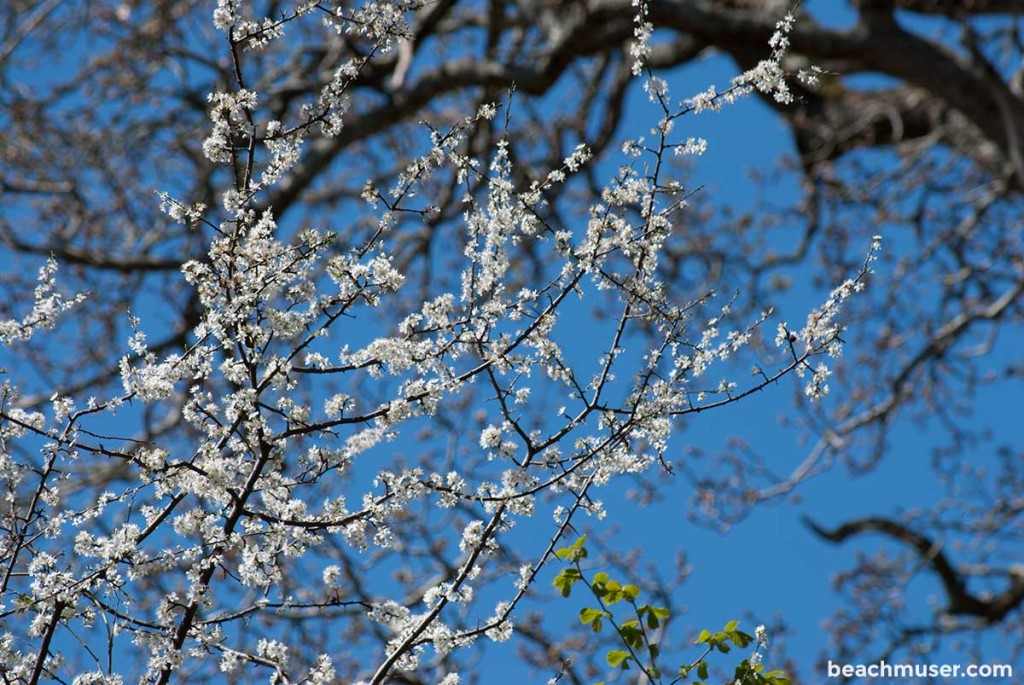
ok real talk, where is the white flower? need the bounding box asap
[256,639,288,667]
[0,257,85,345]
[479,425,502,449]
[322,566,341,585]
[485,602,514,642]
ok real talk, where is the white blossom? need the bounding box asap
[0,257,85,344]
[0,6,875,683]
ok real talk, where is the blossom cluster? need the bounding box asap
[0,3,870,684]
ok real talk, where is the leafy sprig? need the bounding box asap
[554,536,791,685]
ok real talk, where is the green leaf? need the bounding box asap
[734,661,753,679]
[697,661,709,680]
[724,620,740,633]
[552,568,582,597]
[623,584,641,601]
[618,622,643,649]
[603,588,623,605]
[731,630,754,648]
[644,604,669,629]
[579,607,606,632]
[555,535,589,561]
[604,581,625,604]
[606,650,631,669]
[695,629,711,644]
